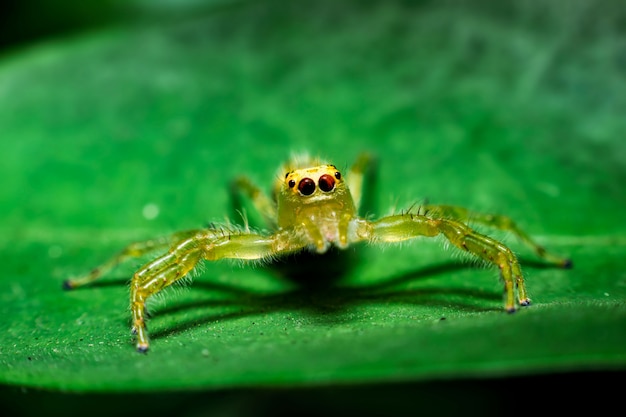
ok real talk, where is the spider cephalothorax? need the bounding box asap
[65,153,571,353]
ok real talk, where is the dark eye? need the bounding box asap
[334,171,341,180]
[318,174,335,192]
[288,179,296,188]
[298,178,316,195]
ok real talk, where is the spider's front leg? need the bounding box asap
[361,214,530,312]
[130,228,305,353]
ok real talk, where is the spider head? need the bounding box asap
[283,165,343,199]
[274,159,357,229]
[275,162,354,223]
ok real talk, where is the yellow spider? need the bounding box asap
[64,153,571,353]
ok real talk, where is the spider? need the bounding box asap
[64,153,571,353]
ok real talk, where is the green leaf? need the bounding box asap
[1,0,624,408]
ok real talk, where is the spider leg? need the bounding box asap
[231,176,278,229]
[62,230,200,290]
[347,152,376,215]
[130,228,307,352]
[357,213,529,312]
[422,204,572,268]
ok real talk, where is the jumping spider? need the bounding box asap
[64,153,571,352]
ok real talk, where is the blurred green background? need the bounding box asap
[1,0,625,416]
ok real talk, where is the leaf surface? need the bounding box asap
[1,0,625,395]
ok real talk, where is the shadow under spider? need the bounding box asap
[145,250,506,341]
[86,249,566,342]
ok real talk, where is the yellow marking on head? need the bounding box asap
[284,165,343,197]
[274,159,356,229]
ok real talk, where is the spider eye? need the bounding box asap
[298,178,316,195]
[334,171,341,180]
[318,174,335,192]
[288,179,296,188]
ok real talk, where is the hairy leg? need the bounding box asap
[63,230,200,290]
[359,213,530,312]
[231,176,278,229]
[423,204,572,268]
[347,152,376,215]
[130,228,307,352]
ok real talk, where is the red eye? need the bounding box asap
[298,178,316,195]
[318,174,335,192]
